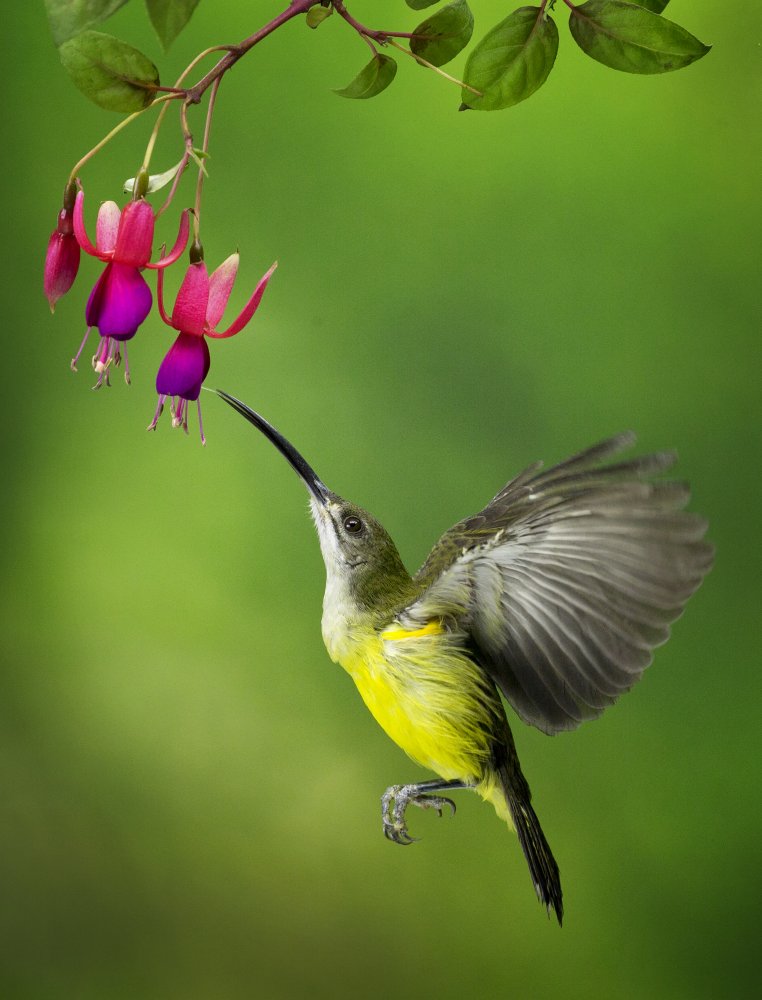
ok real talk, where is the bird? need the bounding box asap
[216,390,713,926]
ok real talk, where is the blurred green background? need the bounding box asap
[2,2,759,997]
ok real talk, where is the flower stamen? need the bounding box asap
[122,342,132,385]
[197,398,207,446]
[70,327,92,372]
[91,337,123,389]
[147,395,167,432]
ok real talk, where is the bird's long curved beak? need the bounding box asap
[215,390,330,505]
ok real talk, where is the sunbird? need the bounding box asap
[218,391,713,925]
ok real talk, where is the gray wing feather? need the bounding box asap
[401,435,713,735]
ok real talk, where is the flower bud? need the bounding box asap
[44,206,80,311]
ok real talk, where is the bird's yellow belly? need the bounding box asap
[336,626,501,783]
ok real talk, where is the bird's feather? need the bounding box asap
[399,434,714,734]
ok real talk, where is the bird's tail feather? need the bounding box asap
[485,766,564,925]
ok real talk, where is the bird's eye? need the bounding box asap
[343,515,363,534]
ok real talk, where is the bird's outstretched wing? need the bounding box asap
[398,433,713,735]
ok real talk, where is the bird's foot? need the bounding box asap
[381,783,457,845]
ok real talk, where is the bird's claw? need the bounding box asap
[415,794,457,819]
[381,783,456,845]
[382,784,414,844]
[383,821,419,846]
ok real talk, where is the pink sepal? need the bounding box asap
[146,209,190,270]
[171,262,209,336]
[73,190,100,259]
[114,200,155,267]
[209,261,277,339]
[156,265,172,326]
[206,253,239,330]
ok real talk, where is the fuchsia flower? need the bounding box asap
[148,254,277,443]
[44,204,80,311]
[71,189,189,386]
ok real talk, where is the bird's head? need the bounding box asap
[216,391,412,611]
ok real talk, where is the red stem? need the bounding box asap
[186,0,320,104]
[159,0,443,163]
[175,0,440,108]
[332,1,421,43]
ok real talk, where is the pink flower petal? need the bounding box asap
[95,201,121,255]
[73,189,101,259]
[44,230,80,311]
[205,253,239,329]
[146,209,190,270]
[209,261,277,339]
[156,332,211,401]
[114,199,155,267]
[171,262,209,336]
[86,262,152,341]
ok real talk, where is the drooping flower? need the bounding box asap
[71,189,189,386]
[44,195,81,311]
[148,254,277,443]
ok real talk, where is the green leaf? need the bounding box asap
[44,0,132,46]
[333,54,397,100]
[410,0,474,67]
[58,30,160,113]
[461,7,558,111]
[123,158,185,195]
[568,0,710,74]
[145,0,200,51]
[306,6,333,29]
[406,0,441,9]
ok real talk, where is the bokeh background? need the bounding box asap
[2,2,759,997]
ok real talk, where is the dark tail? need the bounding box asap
[499,764,564,926]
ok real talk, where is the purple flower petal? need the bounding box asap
[155,332,210,401]
[86,262,152,341]
[85,266,109,328]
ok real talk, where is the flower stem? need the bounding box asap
[193,77,221,244]
[155,151,191,218]
[141,46,228,176]
[68,94,177,185]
